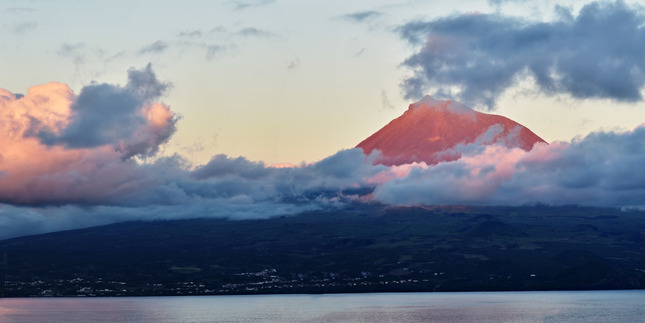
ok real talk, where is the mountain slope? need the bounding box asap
[357,96,546,165]
[1,205,644,296]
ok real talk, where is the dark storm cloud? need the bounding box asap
[399,1,645,108]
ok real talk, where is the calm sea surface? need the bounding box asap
[0,290,643,322]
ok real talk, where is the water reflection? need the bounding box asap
[0,290,642,322]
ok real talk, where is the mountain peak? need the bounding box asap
[409,96,474,115]
[357,96,546,166]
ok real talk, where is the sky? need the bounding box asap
[2,0,645,239]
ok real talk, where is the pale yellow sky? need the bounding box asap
[2,0,644,166]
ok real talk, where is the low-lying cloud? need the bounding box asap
[373,126,645,207]
[399,1,645,108]
[0,72,382,238]
[1,64,645,240]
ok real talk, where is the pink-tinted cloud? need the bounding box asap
[372,125,645,207]
[0,65,379,239]
[0,66,176,206]
[1,66,645,240]
[36,64,176,158]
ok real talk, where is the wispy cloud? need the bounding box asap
[380,89,395,110]
[57,42,87,77]
[237,27,274,38]
[287,57,300,70]
[102,50,126,63]
[229,0,275,11]
[138,40,169,55]
[210,26,227,33]
[488,0,529,6]
[204,44,224,60]
[11,22,36,35]
[58,43,85,57]
[178,29,203,38]
[341,10,383,23]
[6,7,35,14]
[172,24,274,62]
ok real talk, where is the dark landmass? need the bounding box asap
[0,204,644,297]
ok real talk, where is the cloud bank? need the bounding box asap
[399,1,645,108]
[0,70,382,238]
[373,125,645,207]
[2,64,645,240]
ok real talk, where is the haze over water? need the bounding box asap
[0,290,643,322]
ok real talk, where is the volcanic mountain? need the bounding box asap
[357,96,546,166]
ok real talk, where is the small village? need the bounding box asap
[0,267,549,297]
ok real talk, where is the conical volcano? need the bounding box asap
[357,96,546,166]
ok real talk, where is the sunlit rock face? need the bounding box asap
[357,96,546,166]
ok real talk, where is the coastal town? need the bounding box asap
[5,268,513,297]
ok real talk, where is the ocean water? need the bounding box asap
[0,290,643,322]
